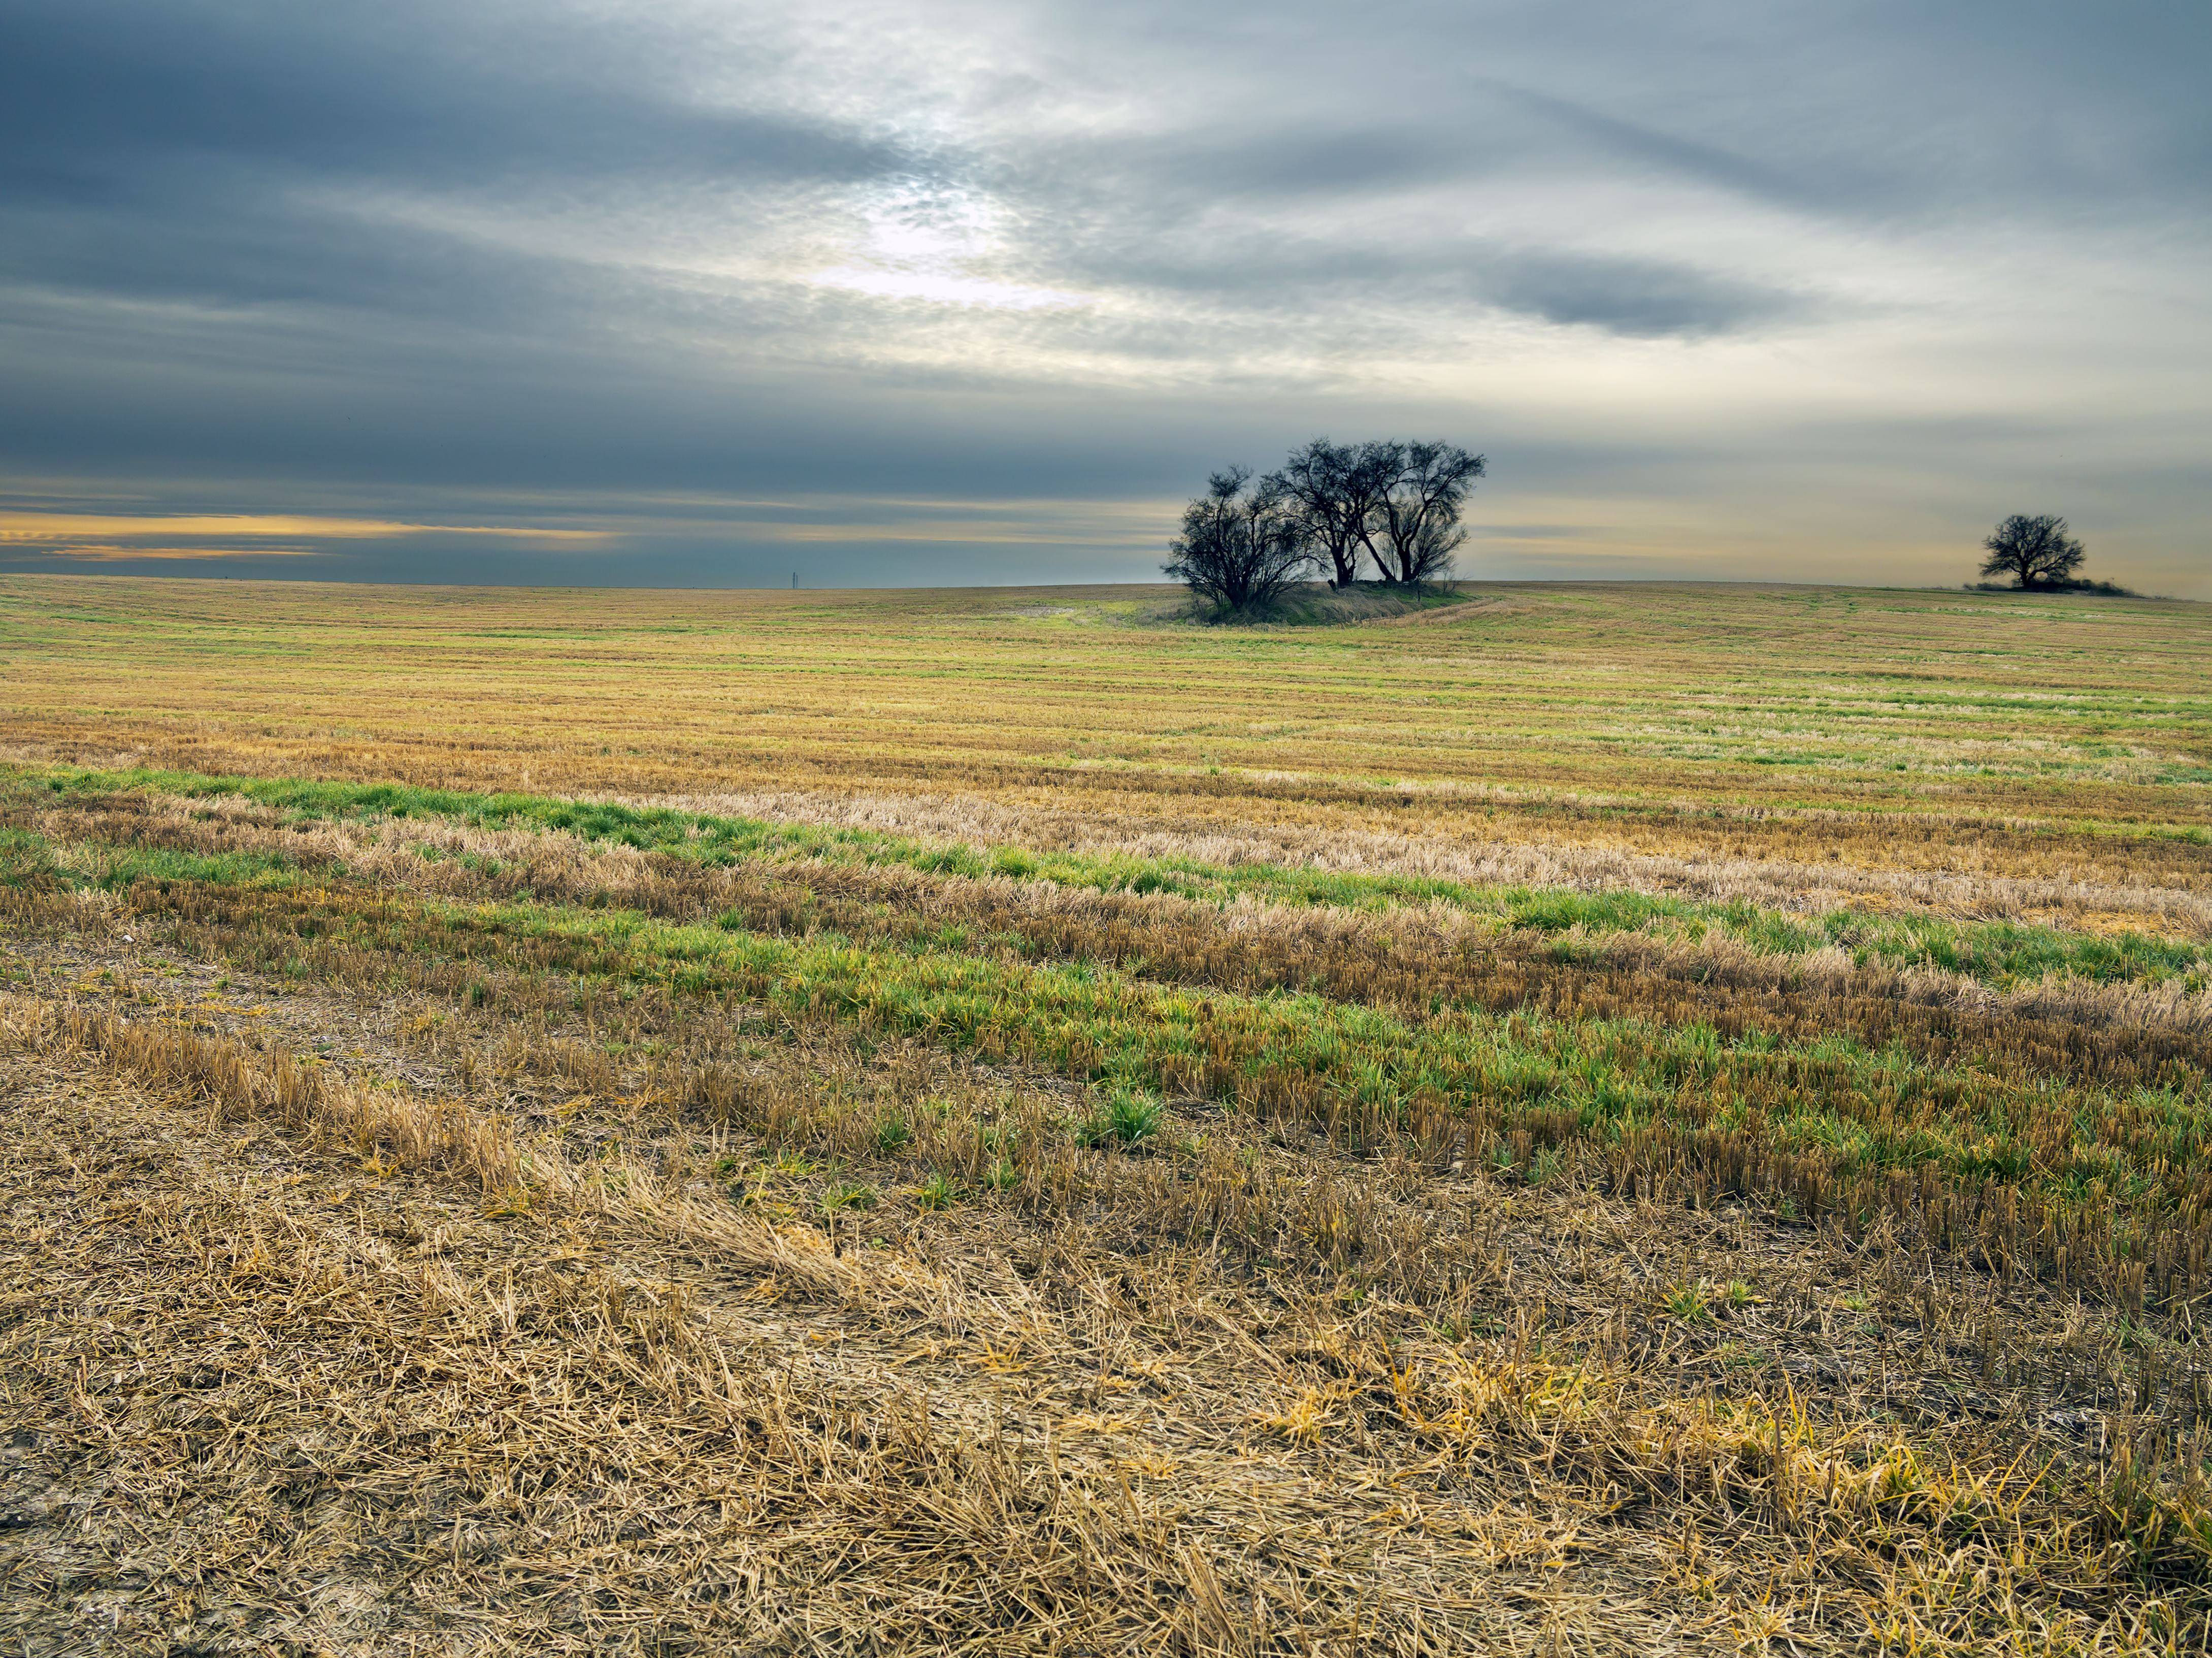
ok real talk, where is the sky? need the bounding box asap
[1,0,2206,594]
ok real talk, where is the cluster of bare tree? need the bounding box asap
[1164,438,1484,614]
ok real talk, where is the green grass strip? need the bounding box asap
[44,836,2205,1231]
[10,762,2206,993]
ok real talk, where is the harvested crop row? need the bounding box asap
[29,793,2212,1312]
[16,785,2212,1080]
[28,764,2212,965]
[641,777,2212,932]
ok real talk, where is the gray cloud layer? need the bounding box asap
[1,0,2205,590]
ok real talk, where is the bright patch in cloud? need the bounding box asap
[809,176,1086,311]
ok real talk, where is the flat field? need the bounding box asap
[3,573,2211,1653]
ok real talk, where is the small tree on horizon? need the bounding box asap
[1162,467,1316,616]
[1980,513,2087,590]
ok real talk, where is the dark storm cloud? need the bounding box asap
[1038,225,1802,339]
[0,0,2203,593]
[0,2,907,197]
[1477,252,1797,338]
[0,0,912,345]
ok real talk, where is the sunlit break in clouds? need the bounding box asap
[0,0,2205,592]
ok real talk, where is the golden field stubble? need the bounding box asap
[7,926,2209,1653]
[3,576,2206,871]
[5,572,2212,1650]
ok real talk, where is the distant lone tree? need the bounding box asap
[1267,438,1397,589]
[1163,467,1316,616]
[1981,513,2086,590]
[1367,441,1485,586]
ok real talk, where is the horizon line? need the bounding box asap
[0,571,2189,603]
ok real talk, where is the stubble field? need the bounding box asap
[3,572,2210,1654]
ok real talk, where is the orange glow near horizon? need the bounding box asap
[0,512,608,544]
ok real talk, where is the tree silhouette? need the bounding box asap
[1366,442,1484,586]
[1162,468,1316,615]
[1267,439,1396,589]
[1980,514,2086,590]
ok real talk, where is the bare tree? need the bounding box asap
[1980,514,2087,590]
[1162,467,1316,615]
[1366,441,1484,586]
[1267,439,1396,589]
